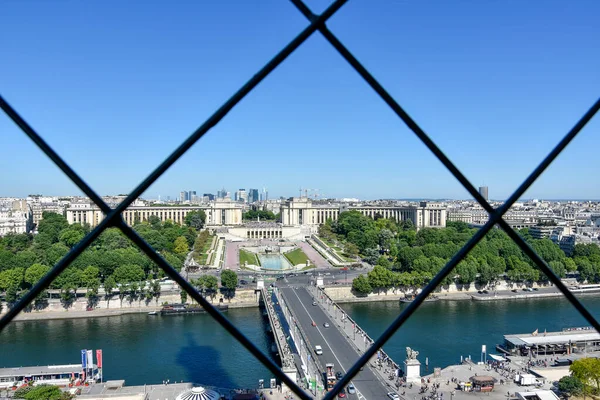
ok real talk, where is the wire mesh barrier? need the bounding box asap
[1,1,600,399]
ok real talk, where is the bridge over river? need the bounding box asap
[270,279,402,399]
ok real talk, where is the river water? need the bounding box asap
[341,295,600,373]
[1,296,598,388]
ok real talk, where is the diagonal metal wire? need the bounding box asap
[288,0,600,396]
[1,0,599,398]
[114,221,313,400]
[106,0,347,220]
[0,96,111,215]
[325,94,600,397]
[1,1,349,398]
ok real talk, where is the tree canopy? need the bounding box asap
[0,212,197,307]
[185,210,206,230]
[317,211,600,294]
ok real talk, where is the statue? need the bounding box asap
[406,347,419,360]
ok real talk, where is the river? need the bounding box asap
[341,295,600,373]
[1,296,598,388]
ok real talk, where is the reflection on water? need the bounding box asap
[342,295,600,373]
[258,254,291,270]
[0,308,274,389]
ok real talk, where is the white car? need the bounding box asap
[347,384,356,394]
[387,392,400,400]
[314,345,323,355]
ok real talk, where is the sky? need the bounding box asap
[1,0,599,201]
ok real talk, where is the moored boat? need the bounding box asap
[160,303,229,315]
[400,294,439,303]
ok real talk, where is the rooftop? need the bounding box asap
[0,364,95,378]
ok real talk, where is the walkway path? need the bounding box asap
[211,238,225,269]
[296,241,331,269]
[224,241,242,270]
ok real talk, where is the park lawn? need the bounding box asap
[284,248,310,266]
[239,249,259,266]
[196,236,216,265]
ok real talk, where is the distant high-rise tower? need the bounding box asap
[179,191,186,202]
[479,186,489,201]
[249,188,259,203]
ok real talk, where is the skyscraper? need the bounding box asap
[179,191,186,202]
[236,189,247,203]
[249,189,259,203]
[479,186,489,201]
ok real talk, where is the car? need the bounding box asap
[323,322,330,328]
[477,290,483,294]
[387,392,400,400]
[533,287,539,291]
[482,290,489,294]
[335,371,343,380]
[240,280,248,285]
[347,384,356,394]
[523,288,528,291]
[314,345,323,355]
[338,389,346,398]
[312,301,317,306]
[511,289,518,293]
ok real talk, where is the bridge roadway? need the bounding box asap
[279,285,391,400]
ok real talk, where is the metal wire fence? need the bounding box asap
[1,1,599,399]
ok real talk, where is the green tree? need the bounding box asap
[547,260,566,278]
[570,358,600,398]
[180,289,188,304]
[362,248,380,265]
[220,270,238,291]
[59,227,85,248]
[24,264,50,288]
[343,243,359,258]
[352,274,372,295]
[173,236,189,255]
[103,275,116,301]
[0,267,25,294]
[151,280,162,304]
[197,275,218,298]
[367,265,393,291]
[455,257,478,284]
[185,211,207,230]
[15,384,73,400]
[558,375,583,397]
[113,264,145,284]
[37,212,69,244]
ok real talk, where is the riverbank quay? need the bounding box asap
[5,289,261,322]
[322,284,600,304]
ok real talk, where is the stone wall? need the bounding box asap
[324,280,553,303]
[0,289,260,317]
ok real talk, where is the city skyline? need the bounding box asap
[1,1,599,200]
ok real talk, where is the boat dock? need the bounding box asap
[160,303,228,315]
[499,327,600,356]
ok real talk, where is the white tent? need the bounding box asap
[176,387,220,400]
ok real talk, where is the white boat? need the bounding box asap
[148,311,158,315]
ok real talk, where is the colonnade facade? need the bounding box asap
[66,201,244,228]
[280,198,447,230]
[246,229,283,239]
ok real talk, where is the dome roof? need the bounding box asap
[176,387,220,400]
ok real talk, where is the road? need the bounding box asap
[279,285,391,400]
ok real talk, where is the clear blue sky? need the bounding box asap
[1,0,599,200]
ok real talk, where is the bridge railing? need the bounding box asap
[260,288,295,371]
[274,288,325,397]
[315,285,401,374]
[2,2,599,400]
